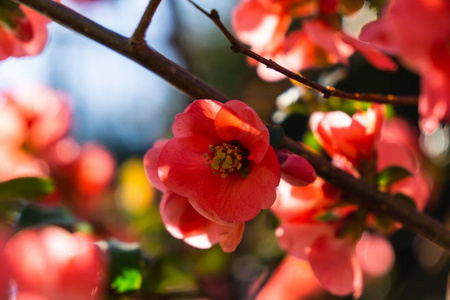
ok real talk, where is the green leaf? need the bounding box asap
[267,125,284,149]
[314,211,340,222]
[0,177,54,200]
[373,214,395,234]
[107,240,144,293]
[111,268,142,293]
[367,0,388,10]
[393,193,417,209]
[302,130,322,153]
[378,166,412,188]
[16,204,76,231]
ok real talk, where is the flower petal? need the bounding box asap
[342,34,397,71]
[160,192,219,249]
[255,256,323,300]
[143,139,169,192]
[232,0,283,48]
[276,223,332,260]
[215,100,269,163]
[218,222,244,253]
[356,233,395,277]
[172,99,223,152]
[309,235,359,296]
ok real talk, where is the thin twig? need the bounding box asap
[186,0,418,106]
[13,0,228,102]
[14,0,450,252]
[130,0,163,45]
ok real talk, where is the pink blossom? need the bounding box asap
[42,138,116,214]
[0,2,58,61]
[255,255,324,300]
[232,1,396,81]
[360,0,450,133]
[377,118,432,211]
[0,87,116,215]
[310,104,385,165]
[4,226,105,300]
[0,87,71,153]
[356,232,395,277]
[272,179,395,297]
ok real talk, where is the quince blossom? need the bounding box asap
[310,104,385,165]
[155,100,280,223]
[144,101,318,252]
[0,0,58,61]
[0,87,116,215]
[144,139,244,253]
[267,107,431,297]
[0,87,71,181]
[377,118,432,212]
[359,0,450,133]
[272,178,394,297]
[232,0,397,81]
[3,226,105,300]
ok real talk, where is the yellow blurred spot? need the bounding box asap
[116,157,155,214]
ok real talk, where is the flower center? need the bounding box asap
[205,143,249,178]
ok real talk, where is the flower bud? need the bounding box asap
[277,149,316,186]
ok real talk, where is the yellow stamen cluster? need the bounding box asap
[205,143,247,178]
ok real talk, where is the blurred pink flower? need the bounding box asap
[0,87,116,216]
[255,255,324,300]
[232,0,396,81]
[272,179,394,297]
[311,107,431,211]
[0,232,11,299]
[377,118,432,211]
[0,86,71,181]
[310,104,385,165]
[360,0,450,133]
[0,1,59,61]
[0,87,71,153]
[4,226,105,300]
[43,138,116,214]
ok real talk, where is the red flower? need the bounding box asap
[0,87,71,153]
[4,226,105,300]
[0,1,59,61]
[360,0,450,133]
[272,179,395,297]
[157,100,280,223]
[377,118,432,211]
[144,139,244,252]
[255,255,324,300]
[232,0,396,81]
[0,86,71,181]
[310,104,385,165]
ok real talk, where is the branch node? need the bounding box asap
[230,43,240,53]
[321,89,331,99]
[211,9,219,19]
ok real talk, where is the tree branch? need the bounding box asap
[186,0,418,106]
[130,0,163,45]
[14,0,450,252]
[14,0,229,102]
[282,139,450,252]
